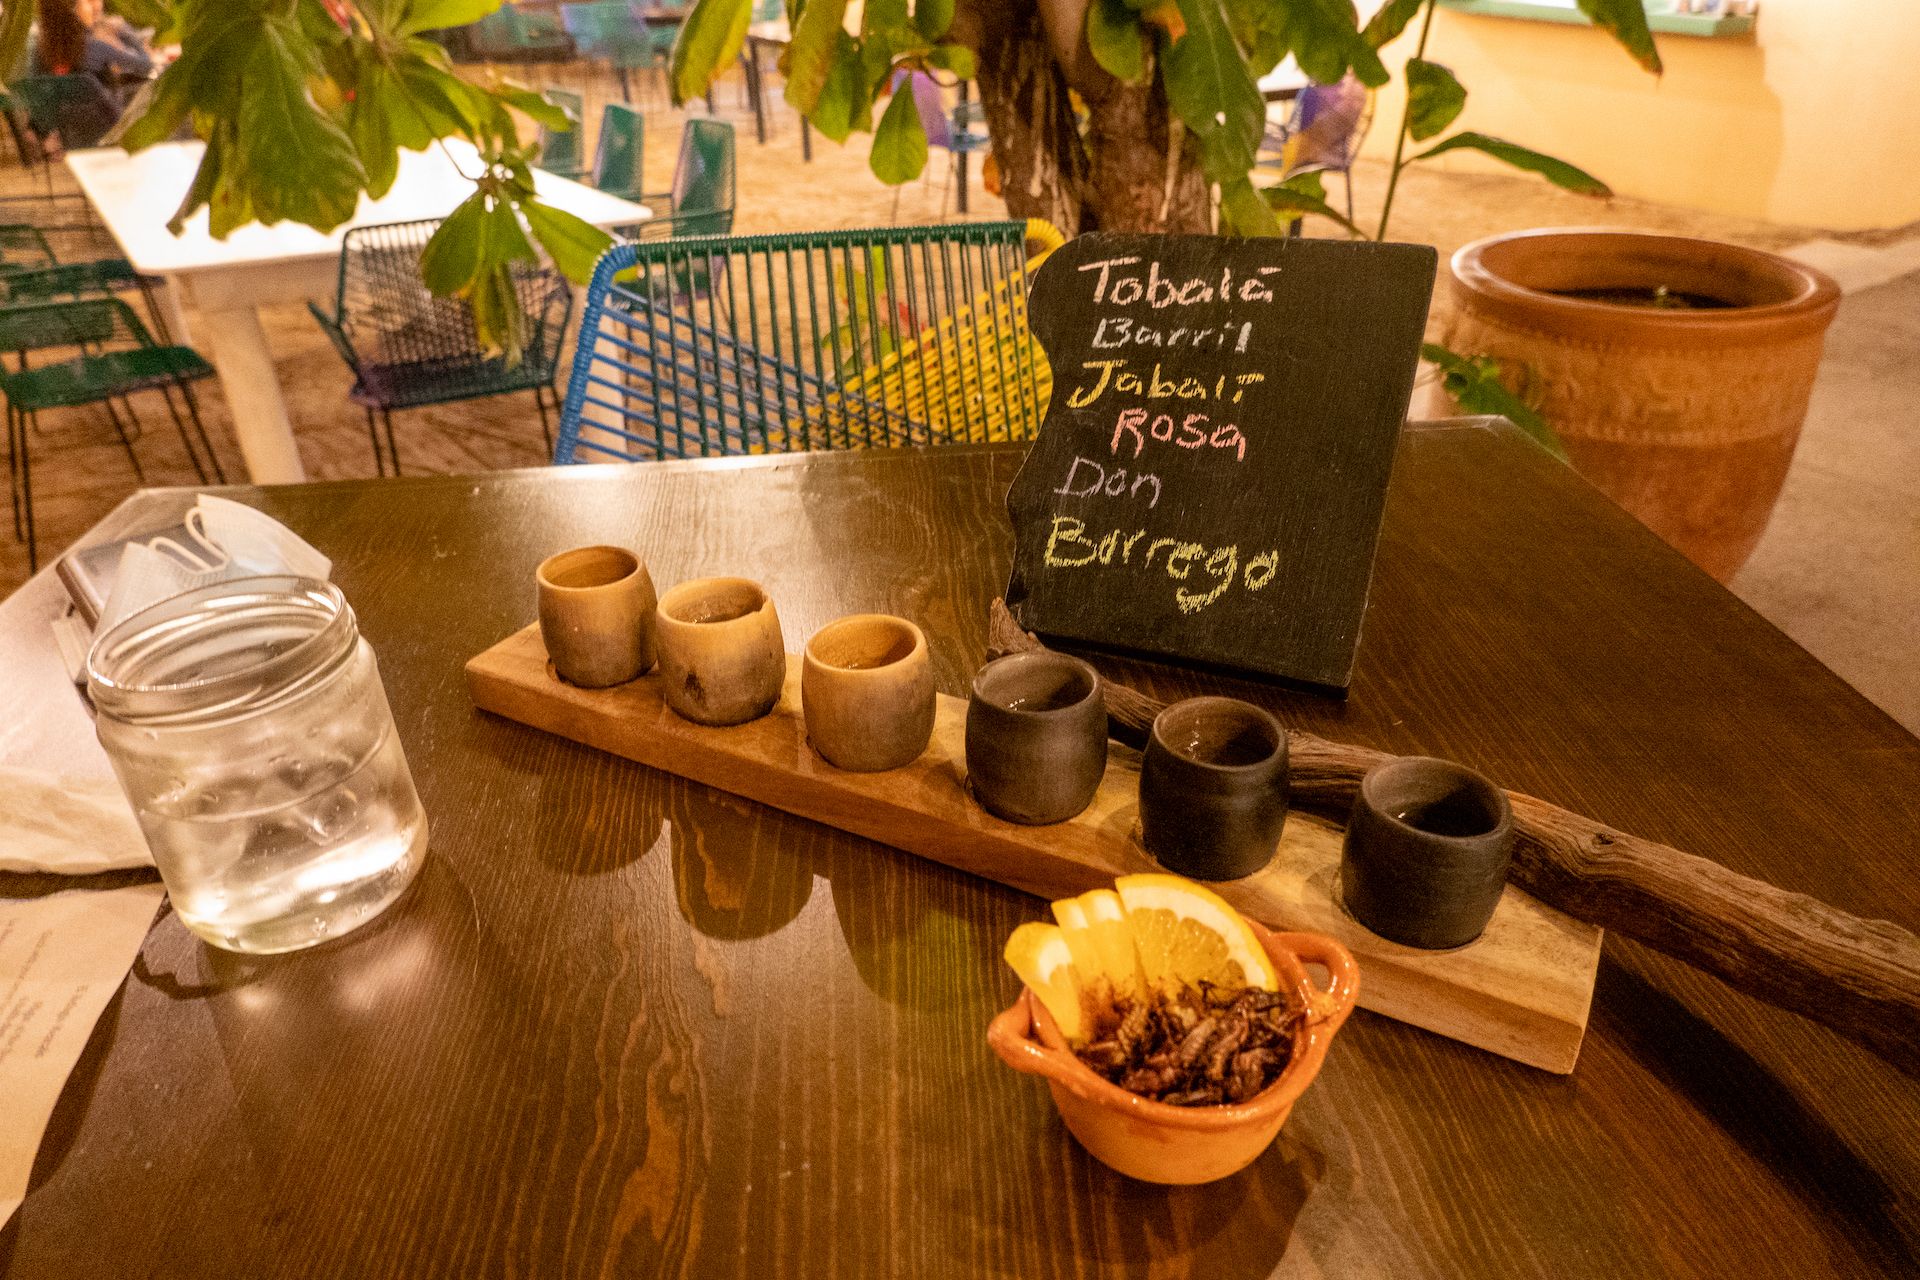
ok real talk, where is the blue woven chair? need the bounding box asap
[309,218,573,475]
[553,222,1049,464]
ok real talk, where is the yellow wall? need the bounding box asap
[1359,1,1920,231]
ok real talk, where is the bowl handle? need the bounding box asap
[1270,932,1360,1033]
[987,992,1076,1082]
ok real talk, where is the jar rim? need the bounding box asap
[87,575,357,726]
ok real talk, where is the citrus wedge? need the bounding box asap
[1003,922,1086,1043]
[1051,892,1146,1006]
[1115,873,1278,994]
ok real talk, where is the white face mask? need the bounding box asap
[95,495,333,632]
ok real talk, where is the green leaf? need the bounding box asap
[347,65,404,198]
[1576,0,1661,75]
[495,84,575,132]
[112,62,195,150]
[916,0,954,40]
[1405,57,1465,142]
[1219,176,1282,237]
[402,0,503,36]
[807,34,872,141]
[865,0,910,33]
[1289,0,1388,88]
[1414,131,1611,196]
[1220,0,1288,76]
[109,0,175,30]
[672,0,751,106]
[1362,0,1424,49]
[786,0,850,113]
[1164,0,1266,182]
[925,44,974,79]
[0,0,35,88]
[1421,342,1566,460]
[1087,0,1147,86]
[420,191,490,294]
[1259,170,1366,237]
[232,17,367,233]
[522,198,614,284]
[869,80,928,183]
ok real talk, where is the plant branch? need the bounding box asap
[1375,0,1438,242]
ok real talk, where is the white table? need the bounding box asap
[66,140,650,484]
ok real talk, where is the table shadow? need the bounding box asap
[1592,962,1920,1270]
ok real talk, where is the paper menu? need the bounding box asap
[0,884,166,1225]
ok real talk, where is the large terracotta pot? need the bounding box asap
[1444,229,1840,581]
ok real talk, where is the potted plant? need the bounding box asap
[1438,230,1840,581]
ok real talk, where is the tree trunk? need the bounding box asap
[954,0,1213,236]
[954,1,1088,235]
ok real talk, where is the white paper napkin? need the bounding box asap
[0,767,153,874]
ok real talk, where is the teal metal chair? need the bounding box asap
[554,222,1050,463]
[0,194,176,340]
[538,89,587,182]
[562,1,662,104]
[465,6,576,63]
[308,218,573,475]
[592,104,645,200]
[1,298,221,568]
[627,119,735,240]
[0,226,56,273]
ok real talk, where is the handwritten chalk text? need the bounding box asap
[1078,256,1283,308]
[1065,360,1266,410]
[1043,516,1281,615]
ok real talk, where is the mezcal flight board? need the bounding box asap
[1005,234,1436,692]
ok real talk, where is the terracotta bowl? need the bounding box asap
[986,920,1359,1184]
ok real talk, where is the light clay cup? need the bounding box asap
[536,546,657,688]
[654,577,787,726]
[802,614,935,772]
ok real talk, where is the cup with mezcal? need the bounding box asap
[87,575,427,954]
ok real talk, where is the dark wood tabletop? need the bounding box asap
[3,423,1917,1277]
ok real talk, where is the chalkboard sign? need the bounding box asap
[1004,233,1436,693]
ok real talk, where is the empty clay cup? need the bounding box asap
[654,577,787,726]
[536,545,657,688]
[802,614,935,772]
[965,652,1107,825]
[1340,756,1515,950]
[1140,697,1290,881]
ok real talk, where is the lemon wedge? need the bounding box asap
[1115,873,1278,994]
[1003,922,1086,1043]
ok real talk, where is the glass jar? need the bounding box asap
[88,576,427,954]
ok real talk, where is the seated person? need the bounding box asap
[22,0,156,152]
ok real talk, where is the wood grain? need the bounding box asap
[468,623,1601,1072]
[4,427,1919,1278]
[988,600,1920,1079]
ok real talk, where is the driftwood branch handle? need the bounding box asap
[987,600,1920,1077]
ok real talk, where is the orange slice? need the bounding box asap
[1051,890,1146,1007]
[1003,922,1086,1043]
[1115,873,1278,994]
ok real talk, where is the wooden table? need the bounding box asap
[64,140,650,486]
[4,425,1918,1276]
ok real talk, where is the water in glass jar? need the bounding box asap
[139,727,427,954]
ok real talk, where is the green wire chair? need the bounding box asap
[562,1,662,104]
[555,221,1055,463]
[464,6,576,63]
[623,119,735,241]
[538,89,587,182]
[308,218,573,475]
[1,297,221,569]
[592,103,645,201]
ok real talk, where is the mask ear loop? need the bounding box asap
[150,505,232,574]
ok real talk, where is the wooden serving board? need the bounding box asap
[467,625,1602,1073]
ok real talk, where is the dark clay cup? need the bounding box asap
[1340,756,1515,950]
[965,652,1108,825]
[1139,697,1290,881]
